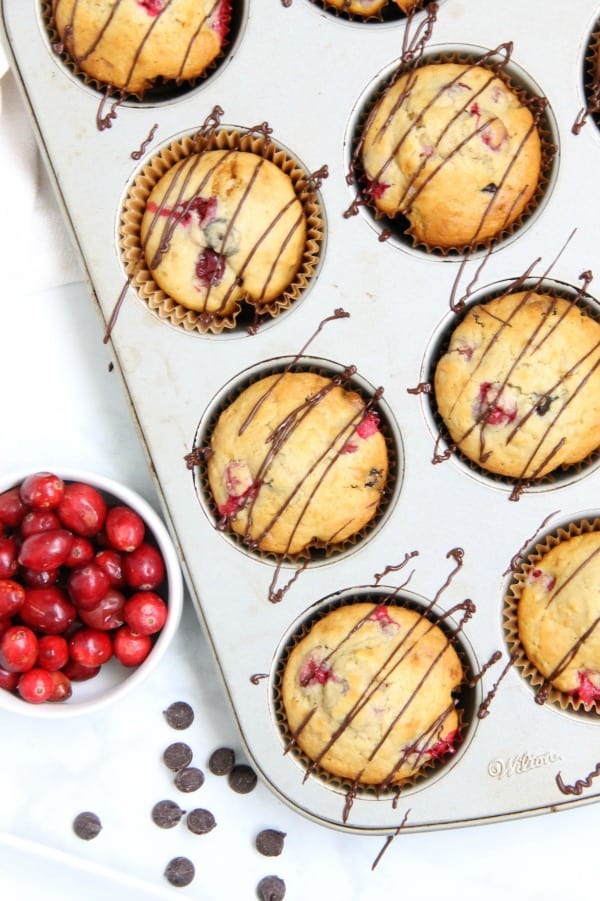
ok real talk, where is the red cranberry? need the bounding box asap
[79,588,126,631]
[0,537,18,579]
[0,625,39,673]
[124,591,167,635]
[67,563,111,611]
[105,505,145,552]
[123,542,165,591]
[20,567,59,589]
[18,529,74,572]
[20,510,61,538]
[19,472,65,511]
[94,548,125,588]
[0,665,19,691]
[61,658,101,682]
[113,625,152,667]
[56,483,107,537]
[48,669,73,701]
[20,586,77,635]
[17,667,55,703]
[0,487,27,529]
[37,634,69,672]
[64,536,95,568]
[69,628,113,667]
[0,578,26,618]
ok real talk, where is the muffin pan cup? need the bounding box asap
[4,0,600,833]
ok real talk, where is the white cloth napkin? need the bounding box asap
[0,44,83,298]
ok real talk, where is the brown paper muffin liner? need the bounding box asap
[41,0,238,103]
[271,588,474,805]
[504,517,600,715]
[425,281,600,496]
[349,44,556,257]
[187,357,400,561]
[120,123,324,335]
[581,23,600,131]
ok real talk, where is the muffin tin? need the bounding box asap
[3,0,600,834]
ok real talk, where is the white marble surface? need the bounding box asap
[0,282,599,901]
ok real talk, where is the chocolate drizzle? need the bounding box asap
[556,762,600,796]
[477,651,517,719]
[131,123,159,161]
[371,809,411,870]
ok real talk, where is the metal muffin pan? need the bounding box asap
[3,0,600,834]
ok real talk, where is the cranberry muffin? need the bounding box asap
[360,61,542,249]
[51,0,231,95]
[434,291,600,480]
[206,371,388,556]
[281,602,464,785]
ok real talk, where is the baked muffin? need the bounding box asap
[51,0,231,95]
[320,0,422,15]
[281,602,464,786]
[434,291,600,480]
[206,371,388,556]
[360,61,542,249]
[141,150,307,320]
[517,531,600,706]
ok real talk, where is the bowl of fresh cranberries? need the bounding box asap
[0,469,183,715]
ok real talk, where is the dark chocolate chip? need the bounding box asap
[208,746,235,776]
[481,182,497,193]
[72,811,102,841]
[163,701,194,730]
[164,856,195,888]
[255,829,286,857]
[228,763,258,794]
[174,766,205,793]
[186,808,217,835]
[163,741,193,771]
[257,875,286,900]
[151,799,185,829]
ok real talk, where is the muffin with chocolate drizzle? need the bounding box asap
[320,0,424,17]
[206,370,388,556]
[50,0,231,96]
[359,55,543,250]
[516,530,600,709]
[140,149,307,324]
[281,602,464,786]
[433,291,600,481]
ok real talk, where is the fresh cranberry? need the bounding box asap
[64,536,95,568]
[0,616,11,637]
[20,586,77,635]
[0,578,26,618]
[0,665,19,691]
[123,542,165,591]
[113,625,152,667]
[56,483,107,537]
[17,667,55,703]
[20,510,61,538]
[18,529,74,572]
[0,625,38,673]
[69,628,113,667]
[0,537,18,579]
[47,669,73,701]
[79,588,126,631]
[356,411,380,439]
[94,548,125,588]
[0,487,27,529]
[105,505,145,553]
[124,591,167,635]
[20,567,59,589]
[37,634,69,672]
[19,472,65,511]
[61,658,101,682]
[195,248,226,286]
[67,563,111,611]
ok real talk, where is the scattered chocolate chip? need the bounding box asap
[256,829,286,857]
[163,701,194,730]
[163,741,193,771]
[164,856,195,888]
[151,799,185,829]
[257,874,286,900]
[208,746,235,776]
[72,811,102,841]
[174,766,205,793]
[228,763,258,794]
[186,808,217,835]
[481,182,497,193]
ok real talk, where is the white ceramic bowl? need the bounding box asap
[0,468,183,717]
